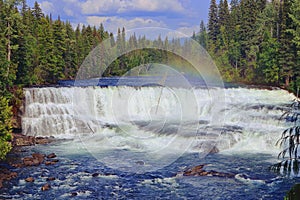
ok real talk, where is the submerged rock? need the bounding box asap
[41,183,51,191]
[182,164,235,178]
[32,153,45,163]
[183,164,205,176]
[135,161,145,165]
[25,177,34,182]
[71,192,78,196]
[47,153,56,159]
[46,177,56,181]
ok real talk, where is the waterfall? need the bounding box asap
[22,86,295,153]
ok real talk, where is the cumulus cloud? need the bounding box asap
[86,16,167,33]
[40,1,55,14]
[64,8,75,17]
[166,25,198,38]
[81,0,185,15]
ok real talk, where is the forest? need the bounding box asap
[0,0,299,159]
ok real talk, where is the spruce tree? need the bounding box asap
[208,0,219,50]
[278,0,296,87]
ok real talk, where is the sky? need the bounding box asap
[27,0,216,36]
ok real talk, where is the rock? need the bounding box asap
[13,134,35,146]
[182,164,235,178]
[45,160,58,165]
[32,153,45,164]
[135,161,145,165]
[0,169,18,188]
[11,133,55,147]
[183,165,205,176]
[23,153,45,166]
[45,161,53,165]
[46,177,56,181]
[209,146,219,154]
[92,173,99,177]
[71,192,78,197]
[23,157,34,166]
[36,137,54,145]
[25,177,35,182]
[41,183,51,191]
[23,157,39,166]
[11,163,23,168]
[47,153,56,159]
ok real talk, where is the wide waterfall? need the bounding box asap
[22,86,295,154]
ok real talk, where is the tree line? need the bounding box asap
[197,0,299,93]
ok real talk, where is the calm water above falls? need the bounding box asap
[1,79,299,199]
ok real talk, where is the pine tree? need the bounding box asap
[208,0,219,50]
[239,0,259,80]
[52,17,67,80]
[287,0,300,91]
[64,21,77,78]
[278,0,296,87]
[199,20,208,49]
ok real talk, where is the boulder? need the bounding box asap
[47,153,56,159]
[13,134,35,146]
[32,153,45,164]
[71,192,78,196]
[41,183,51,191]
[36,137,54,145]
[46,177,56,181]
[11,133,55,146]
[182,164,235,178]
[23,153,45,166]
[25,177,35,182]
[183,165,205,176]
[45,161,58,165]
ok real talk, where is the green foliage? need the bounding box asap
[0,96,12,160]
[204,0,299,92]
[271,99,300,176]
[285,183,300,200]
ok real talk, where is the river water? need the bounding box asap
[1,77,299,199]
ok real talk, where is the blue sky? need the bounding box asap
[27,0,217,36]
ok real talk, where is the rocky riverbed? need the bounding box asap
[0,133,57,189]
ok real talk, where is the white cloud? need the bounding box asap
[64,8,75,17]
[176,25,198,37]
[81,0,185,15]
[86,16,166,33]
[166,25,198,38]
[40,1,55,14]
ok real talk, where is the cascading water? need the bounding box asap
[22,86,295,155]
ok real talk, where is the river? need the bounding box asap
[1,77,298,199]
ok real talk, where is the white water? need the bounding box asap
[22,86,295,156]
